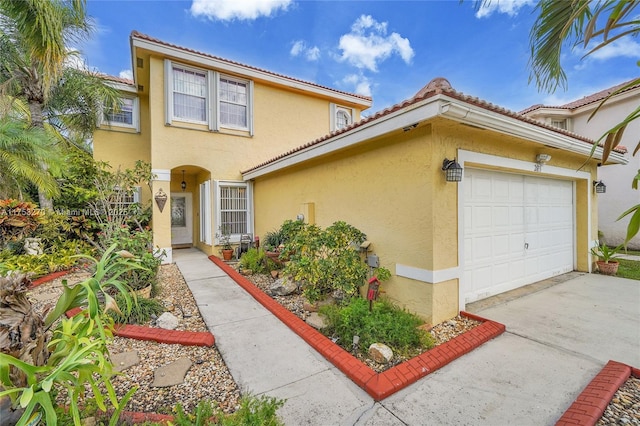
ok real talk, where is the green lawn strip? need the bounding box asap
[616,259,640,280]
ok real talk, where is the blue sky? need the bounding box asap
[82,0,639,114]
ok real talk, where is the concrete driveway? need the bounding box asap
[359,273,640,425]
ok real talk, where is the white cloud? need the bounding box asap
[190,0,292,21]
[290,40,321,61]
[475,0,535,18]
[119,69,133,80]
[342,74,372,97]
[587,38,640,61]
[337,15,414,72]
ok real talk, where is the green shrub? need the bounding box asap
[239,248,274,274]
[107,293,165,325]
[283,221,367,303]
[0,240,94,278]
[320,297,434,357]
[163,394,284,426]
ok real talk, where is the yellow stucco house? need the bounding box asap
[94,32,627,324]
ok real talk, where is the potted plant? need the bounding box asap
[217,225,234,261]
[263,229,284,263]
[590,242,622,275]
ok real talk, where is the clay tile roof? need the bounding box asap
[519,78,640,114]
[99,74,135,86]
[130,31,371,103]
[242,77,623,175]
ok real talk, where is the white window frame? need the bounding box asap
[200,180,212,245]
[214,180,253,244]
[164,60,254,135]
[102,96,140,132]
[330,103,354,131]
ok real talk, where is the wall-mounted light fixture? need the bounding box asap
[181,170,187,191]
[296,213,304,221]
[442,158,463,182]
[593,180,606,194]
[535,153,552,172]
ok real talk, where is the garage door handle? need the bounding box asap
[524,243,529,249]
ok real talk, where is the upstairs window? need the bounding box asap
[551,118,568,130]
[165,60,254,134]
[331,104,354,131]
[103,96,139,131]
[172,65,207,123]
[219,77,248,128]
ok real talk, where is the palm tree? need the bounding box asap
[0,0,121,208]
[0,115,61,200]
[528,0,640,244]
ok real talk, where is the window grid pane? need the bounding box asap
[220,186,247,234]
[219,77,247,127]
[173,67,207,122]
[105,98,134,125]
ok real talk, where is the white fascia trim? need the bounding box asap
[243,101,441,180]
[439,97,628,165]
[152,169,171,181]
[107,81,137,93]
[396,264,461,284]
[132,37,371,108]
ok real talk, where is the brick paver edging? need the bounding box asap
[556,360,640,426]
[28,270,70,288]
[209,255,506,401]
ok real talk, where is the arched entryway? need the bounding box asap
[170,166,211,249]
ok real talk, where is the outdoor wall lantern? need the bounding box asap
[154,188,168,213]
[442,158,463,182]
[593,180,607,194]
[181,170,187,191]
[535,153,552,172]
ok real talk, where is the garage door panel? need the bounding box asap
[464,169,574,304]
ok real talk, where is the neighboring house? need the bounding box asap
[521,79,640,249]
[95,33,626,325]
[93,31,371,264]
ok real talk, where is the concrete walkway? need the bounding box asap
[174,249,640,426]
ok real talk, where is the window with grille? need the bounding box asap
[219,77,248,128]
[336,109,351,130]
[331,104,354,131]
[172,65,207,122]
[219,185,247,235]
[551,119,568,130]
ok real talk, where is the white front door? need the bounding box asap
[171,193,192,246]
[463,169,574,303]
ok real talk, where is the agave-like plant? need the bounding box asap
[0,244,144,426]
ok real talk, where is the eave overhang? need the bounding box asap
[242,94,627,181]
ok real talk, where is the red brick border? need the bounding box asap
[556,360,639,426]
[28,270,70,288]
[209,255,506,401]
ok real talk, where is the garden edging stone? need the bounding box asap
[209,255,506,401]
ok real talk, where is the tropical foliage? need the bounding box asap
[528,0,640,244]
[0,0,121,207]
[0,245,142,425]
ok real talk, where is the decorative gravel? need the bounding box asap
[26,264,241,415]
[243,271,481,372]
[596,375,640,425]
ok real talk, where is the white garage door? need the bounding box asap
[463,169,574,303]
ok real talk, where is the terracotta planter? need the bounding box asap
[265,251,281,263]
[222,249,234,261]
[596,260,619,275]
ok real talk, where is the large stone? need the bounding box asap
[368,343,393,364]
[156,312,179,330]
[152,357,192,387]
[269,277,297,296]
[306,312,327,330]
[111,351,139,372]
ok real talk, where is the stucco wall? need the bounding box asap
[251,119,598,324]
[571,96,640,249]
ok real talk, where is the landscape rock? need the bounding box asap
[368,343,393,364]
[306,312,327,329]
[152,357,192,387]
[269,277,297,296]
[111,350,140,372]
[156,312,179,330]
